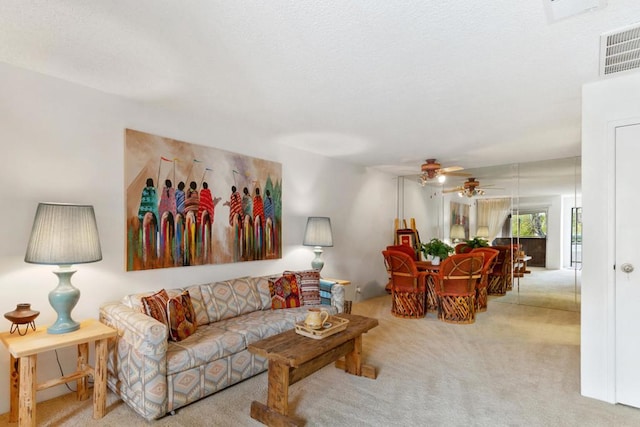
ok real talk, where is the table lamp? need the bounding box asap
[476,226,490,239]
[24,203,102,334]
[450,224,466,242]
[303,217,333,271]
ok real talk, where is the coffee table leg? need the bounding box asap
[344,336,363,376]
[251,360,301,426]
[341,336,377,380]
[266,361,290,414]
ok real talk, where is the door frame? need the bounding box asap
[606,117,640,404]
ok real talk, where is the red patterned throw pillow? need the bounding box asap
[167,291,198,342]
[286,269,321,306]
[269,273,302,309]
[141,289,169,327]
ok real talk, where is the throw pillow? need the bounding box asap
[286,269,321,306]
[141,289,169,327]
[268,273,302,309]
[167,290,198,342]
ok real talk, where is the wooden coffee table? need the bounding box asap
[248,313,378,426]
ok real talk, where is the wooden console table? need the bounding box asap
[0,318,117,427]
[248,313,378,426]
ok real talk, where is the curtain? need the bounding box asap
[477,198,511,243]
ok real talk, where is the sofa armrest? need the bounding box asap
[320,279,345,313]
[99,302,169,420]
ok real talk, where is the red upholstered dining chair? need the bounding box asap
[454,243,472,254]
[382,250,427,319]
[429,253,484,324]
[384,245,419,293]
[470,247,499,312]
[487,245,512,296]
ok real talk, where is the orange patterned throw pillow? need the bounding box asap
[269,273,302,309]
[141,289,170,327]
[167,291,198,342]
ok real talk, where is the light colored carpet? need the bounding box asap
[495,267,581,312]
[2,292,639,427]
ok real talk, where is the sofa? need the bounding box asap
[99,273,345,420]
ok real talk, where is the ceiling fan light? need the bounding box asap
[438,175,446,183]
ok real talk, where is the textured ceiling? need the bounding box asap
[1,1,639,180]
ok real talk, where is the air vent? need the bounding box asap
[600,23,640,76]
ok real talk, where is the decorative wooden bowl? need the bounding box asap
[4,303,39,335]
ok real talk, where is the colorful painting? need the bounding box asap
[125,129,282,271]
[450,202,469,239]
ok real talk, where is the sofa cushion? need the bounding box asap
[214,310,298,345]
[269,273,302,309]
[219,277,262,315]
[254,276,273,309]
[199,278,261,323]
[141,289,170,327]
[166,325,246,375]
[167,291,198,342]
[286,269,321,306]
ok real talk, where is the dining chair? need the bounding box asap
[430,253,484,324]
[382,250,427,319]
[470,247,499,312]
[384,244,419,293]
[487,245,511,295]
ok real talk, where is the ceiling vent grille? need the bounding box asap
[600,23,640,76]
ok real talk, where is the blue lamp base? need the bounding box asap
[48,267,81,334]
[311,246,325,272]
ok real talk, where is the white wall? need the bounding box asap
[582,71,640,403]
[0,62,396,412]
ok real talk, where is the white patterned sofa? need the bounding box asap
[99,274,344,420]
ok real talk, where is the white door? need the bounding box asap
[615,123,640,408]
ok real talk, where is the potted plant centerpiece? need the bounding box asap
[421,238,454,265]
[464,237,490,249]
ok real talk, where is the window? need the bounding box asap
[511,211,547,238]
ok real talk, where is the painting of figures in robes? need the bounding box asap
[450,201,470,240]
[125,129,282,271]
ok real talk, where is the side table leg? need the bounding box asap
[19,354,37,427]
[93,338,108,419]
[9,355,19,423]
[77,342,89,400]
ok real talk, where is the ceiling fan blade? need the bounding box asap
[440,166,465,173]
[442,171,472,177]
[442,187,463,193]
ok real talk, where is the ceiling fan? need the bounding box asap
[419,159,469,185]
[443,177,497,197]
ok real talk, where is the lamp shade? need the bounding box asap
[450,224,466,240]
[303,217,333,247]
[476,226,490,239]
[25,203,102,265]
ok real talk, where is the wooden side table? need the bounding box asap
[0,318,117,427]
[325,278,352,313]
